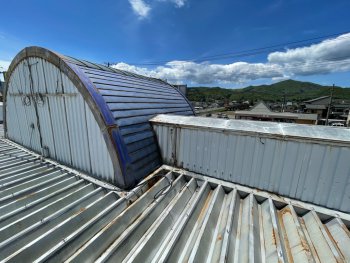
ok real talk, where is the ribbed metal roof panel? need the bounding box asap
[0,139,349,262]
[74,65,193,184]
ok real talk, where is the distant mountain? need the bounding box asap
[187,80,350,103]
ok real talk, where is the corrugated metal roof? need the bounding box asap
[1,139,350,262]
[304,96,330,104]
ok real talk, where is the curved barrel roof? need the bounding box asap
[4,46,194,189]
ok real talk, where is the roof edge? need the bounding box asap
[150,114,350,147]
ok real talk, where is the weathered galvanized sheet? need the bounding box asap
[4,47,194,189]
[151,114,350,213]
[0,139,349,262]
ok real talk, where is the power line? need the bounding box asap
[108,30,350,66]
[189,33,350,63]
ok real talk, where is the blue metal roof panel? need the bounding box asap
[66,60,194,189]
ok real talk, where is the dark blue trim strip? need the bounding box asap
[67,63,116,126]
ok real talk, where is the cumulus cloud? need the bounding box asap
[129,0,151,18]
[113,61,284,84]
[268,33,350,76]
[113,33,350,84]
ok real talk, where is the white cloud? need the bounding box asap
[129,0,151,18]
[112,33,350,85]
[160,0,186,7]
[172,0,186,7]
[129,0,187,18]
[113,61,284,84]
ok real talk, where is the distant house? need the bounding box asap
[234,101,318,125]
[302,96,330,117]
[301,96,350,125]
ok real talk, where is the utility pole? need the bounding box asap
[325,84,334,126]
[281,90,286,112]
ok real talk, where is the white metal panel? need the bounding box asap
[5,57,114,185]
[60,71,91,171]
[151,115,350,213]
[41,57,72,164]
[29,57,57,159]
[84,101,114,183]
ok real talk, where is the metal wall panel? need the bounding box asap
[151,115,350,213]
[1,139,349,262]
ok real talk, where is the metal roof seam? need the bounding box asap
[0,138,122,193]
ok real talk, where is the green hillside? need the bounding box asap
[187,80,350,103]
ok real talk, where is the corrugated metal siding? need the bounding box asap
[5,47,194,189]
[5,57,115,184]
[151,115,350,213]
[0,139,349,263]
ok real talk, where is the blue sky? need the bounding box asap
[1,0,350,88]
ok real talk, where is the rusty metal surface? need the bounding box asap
[0,139,349,262]
[151,114,350,213]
